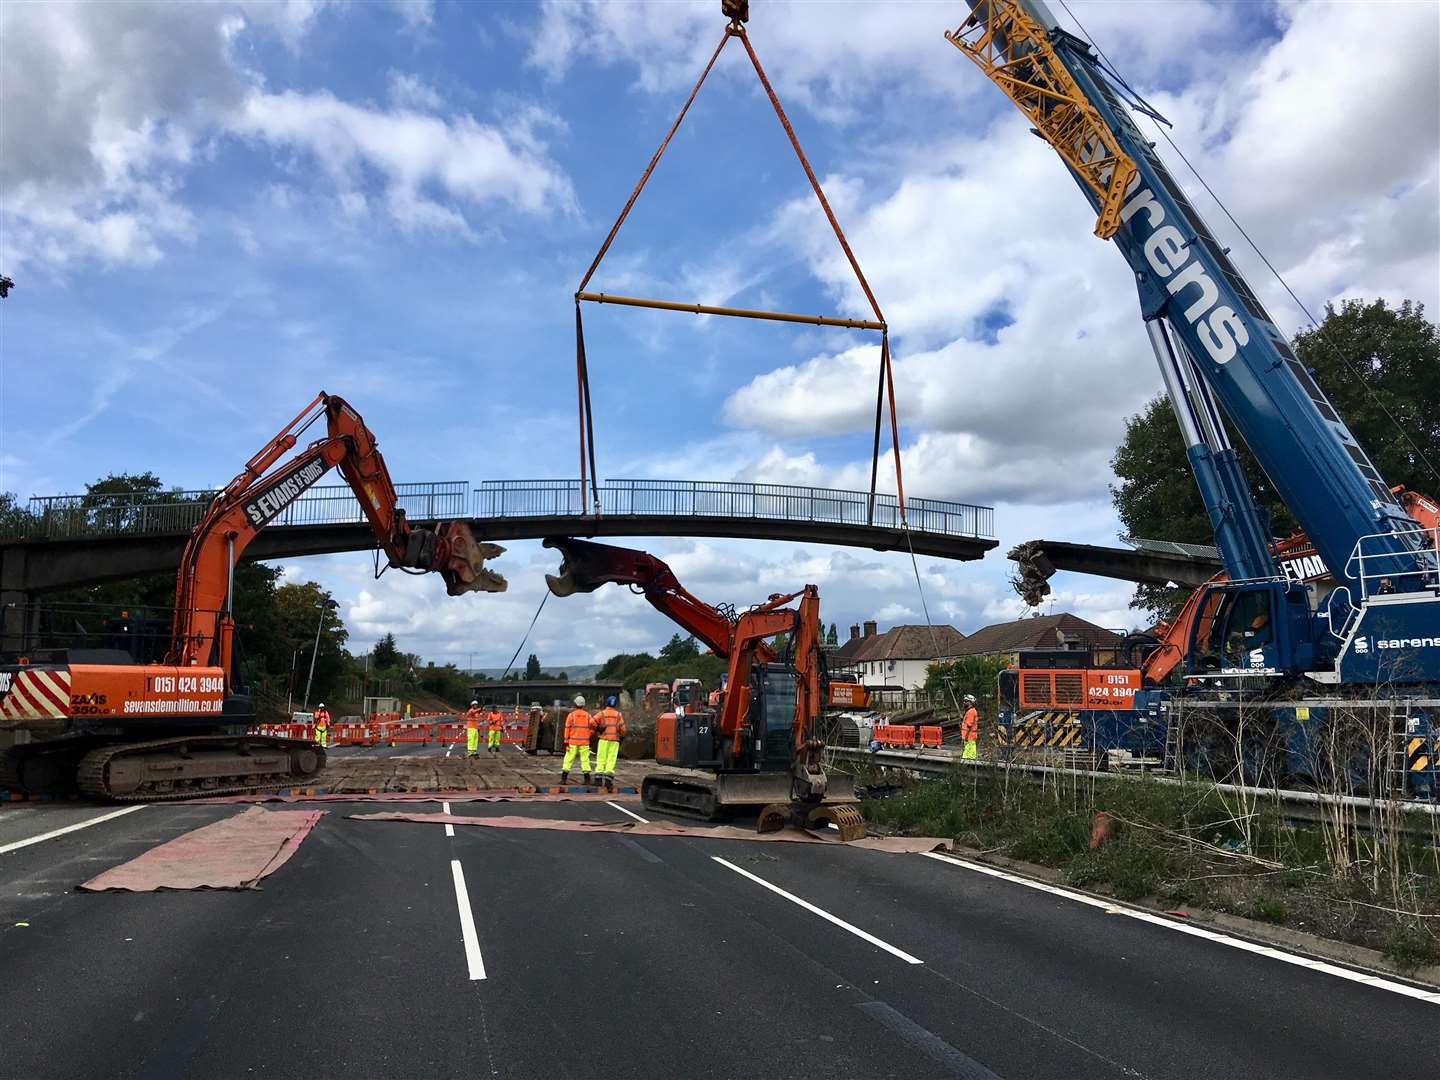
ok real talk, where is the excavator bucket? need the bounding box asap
[435,521,507,595]
[544,536,621,597]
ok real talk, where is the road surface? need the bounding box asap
[1,788,1435,1079]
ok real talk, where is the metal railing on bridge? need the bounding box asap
[17,482,469,540]
[12,479,992,541]
[473,479,993,538]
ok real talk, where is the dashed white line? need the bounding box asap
[0,805,146,855]
[712,855,923,965]
[920,851,1440,1006]
[442,800,455,838]
[606,800,649,823]
[450,859,487,980]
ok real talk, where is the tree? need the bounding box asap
[925,655,1009,711]
[826,622,839,647]
[659,634,700,664]
[372,633,403,670]
[524,653,543,680]
[1112,299,1439,619]
[274,581,348,706]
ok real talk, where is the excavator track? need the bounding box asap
[76,735,325,802]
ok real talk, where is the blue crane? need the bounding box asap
[950,0,1439,688]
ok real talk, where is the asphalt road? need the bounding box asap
[1,792,1436,1080]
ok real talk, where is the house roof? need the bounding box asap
[842,624,967,664]
[949,613,1120,656]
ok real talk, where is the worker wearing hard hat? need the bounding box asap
[464,701,482,758]
[560,695,596,786]
[593,695,627,791]
[314,703,331,749]
[961,694,979,760]
[484,704,505,754]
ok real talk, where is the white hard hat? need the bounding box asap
[574,695,586,706]
[470,700,479,707]
[318,702,326,708]
[964,694,976,703]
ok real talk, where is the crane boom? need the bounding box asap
[949,0,1432,597]
[950,0,1439,687]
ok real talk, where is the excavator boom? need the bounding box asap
[171,392,505,675]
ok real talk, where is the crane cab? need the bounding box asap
[1186,579,1323,679]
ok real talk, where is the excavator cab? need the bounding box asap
[1188,579,1318,678]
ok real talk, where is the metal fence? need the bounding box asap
[473,479,994,538]
[13,479,992,541]
[19,482,469,539]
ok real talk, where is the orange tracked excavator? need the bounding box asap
[544,537,866,839]
[0,392,505,800]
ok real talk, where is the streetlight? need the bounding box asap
[302,600,328,711]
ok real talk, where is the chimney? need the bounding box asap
[863,620,877,638]
[849,624,861,641]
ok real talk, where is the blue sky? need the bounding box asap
[2,0,1436,667]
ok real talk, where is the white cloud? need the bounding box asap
[229,91,576,231]
[0,1,574,270]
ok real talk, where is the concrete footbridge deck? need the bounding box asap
[1,478,996,597]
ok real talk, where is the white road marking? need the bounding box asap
[712,855,923,965]
[606,800,649,823]
[442,800,455,838]
[0,805,146,855]
[450,859,487,980]
[920,851,1440,1006]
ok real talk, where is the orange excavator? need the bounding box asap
[0,393,504,799]
[544,537,867,838]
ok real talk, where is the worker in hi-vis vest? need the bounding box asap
[464,701,482,757]
[560,695,596,786]
[592,696,627,791]
[485,705,505,753]
[961,695,980,760]
[313,704,331,749]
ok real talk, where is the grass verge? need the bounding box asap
[857,764,1440,969]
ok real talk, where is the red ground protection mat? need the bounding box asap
[349,812,953,854]
[185,790,637,805]
[79,807,323,892]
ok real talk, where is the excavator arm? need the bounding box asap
[169,392,505,675]
[543,536,767,662]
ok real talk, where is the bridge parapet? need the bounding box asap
[14,479,993,542]
[474,479,993,539]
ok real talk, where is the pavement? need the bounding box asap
[1,755,1437,1079]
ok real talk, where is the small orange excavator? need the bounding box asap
[0,393,504,799]
[544,537,867,839]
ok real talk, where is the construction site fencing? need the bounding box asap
[252,713,535,748]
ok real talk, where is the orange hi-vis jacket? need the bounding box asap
[314,708,331,728]
[961,707,979,742]
[484,709,505,733]
[465,707,482,731]
[564,708,596,746]
[595,706,626,742]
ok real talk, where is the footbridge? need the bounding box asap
[1,478,995,603]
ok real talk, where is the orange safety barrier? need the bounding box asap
[380,722,434,746]
[436,722,466,744]
[331,724,378,747]
[874,724,917,747]
[918,726,943,748]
